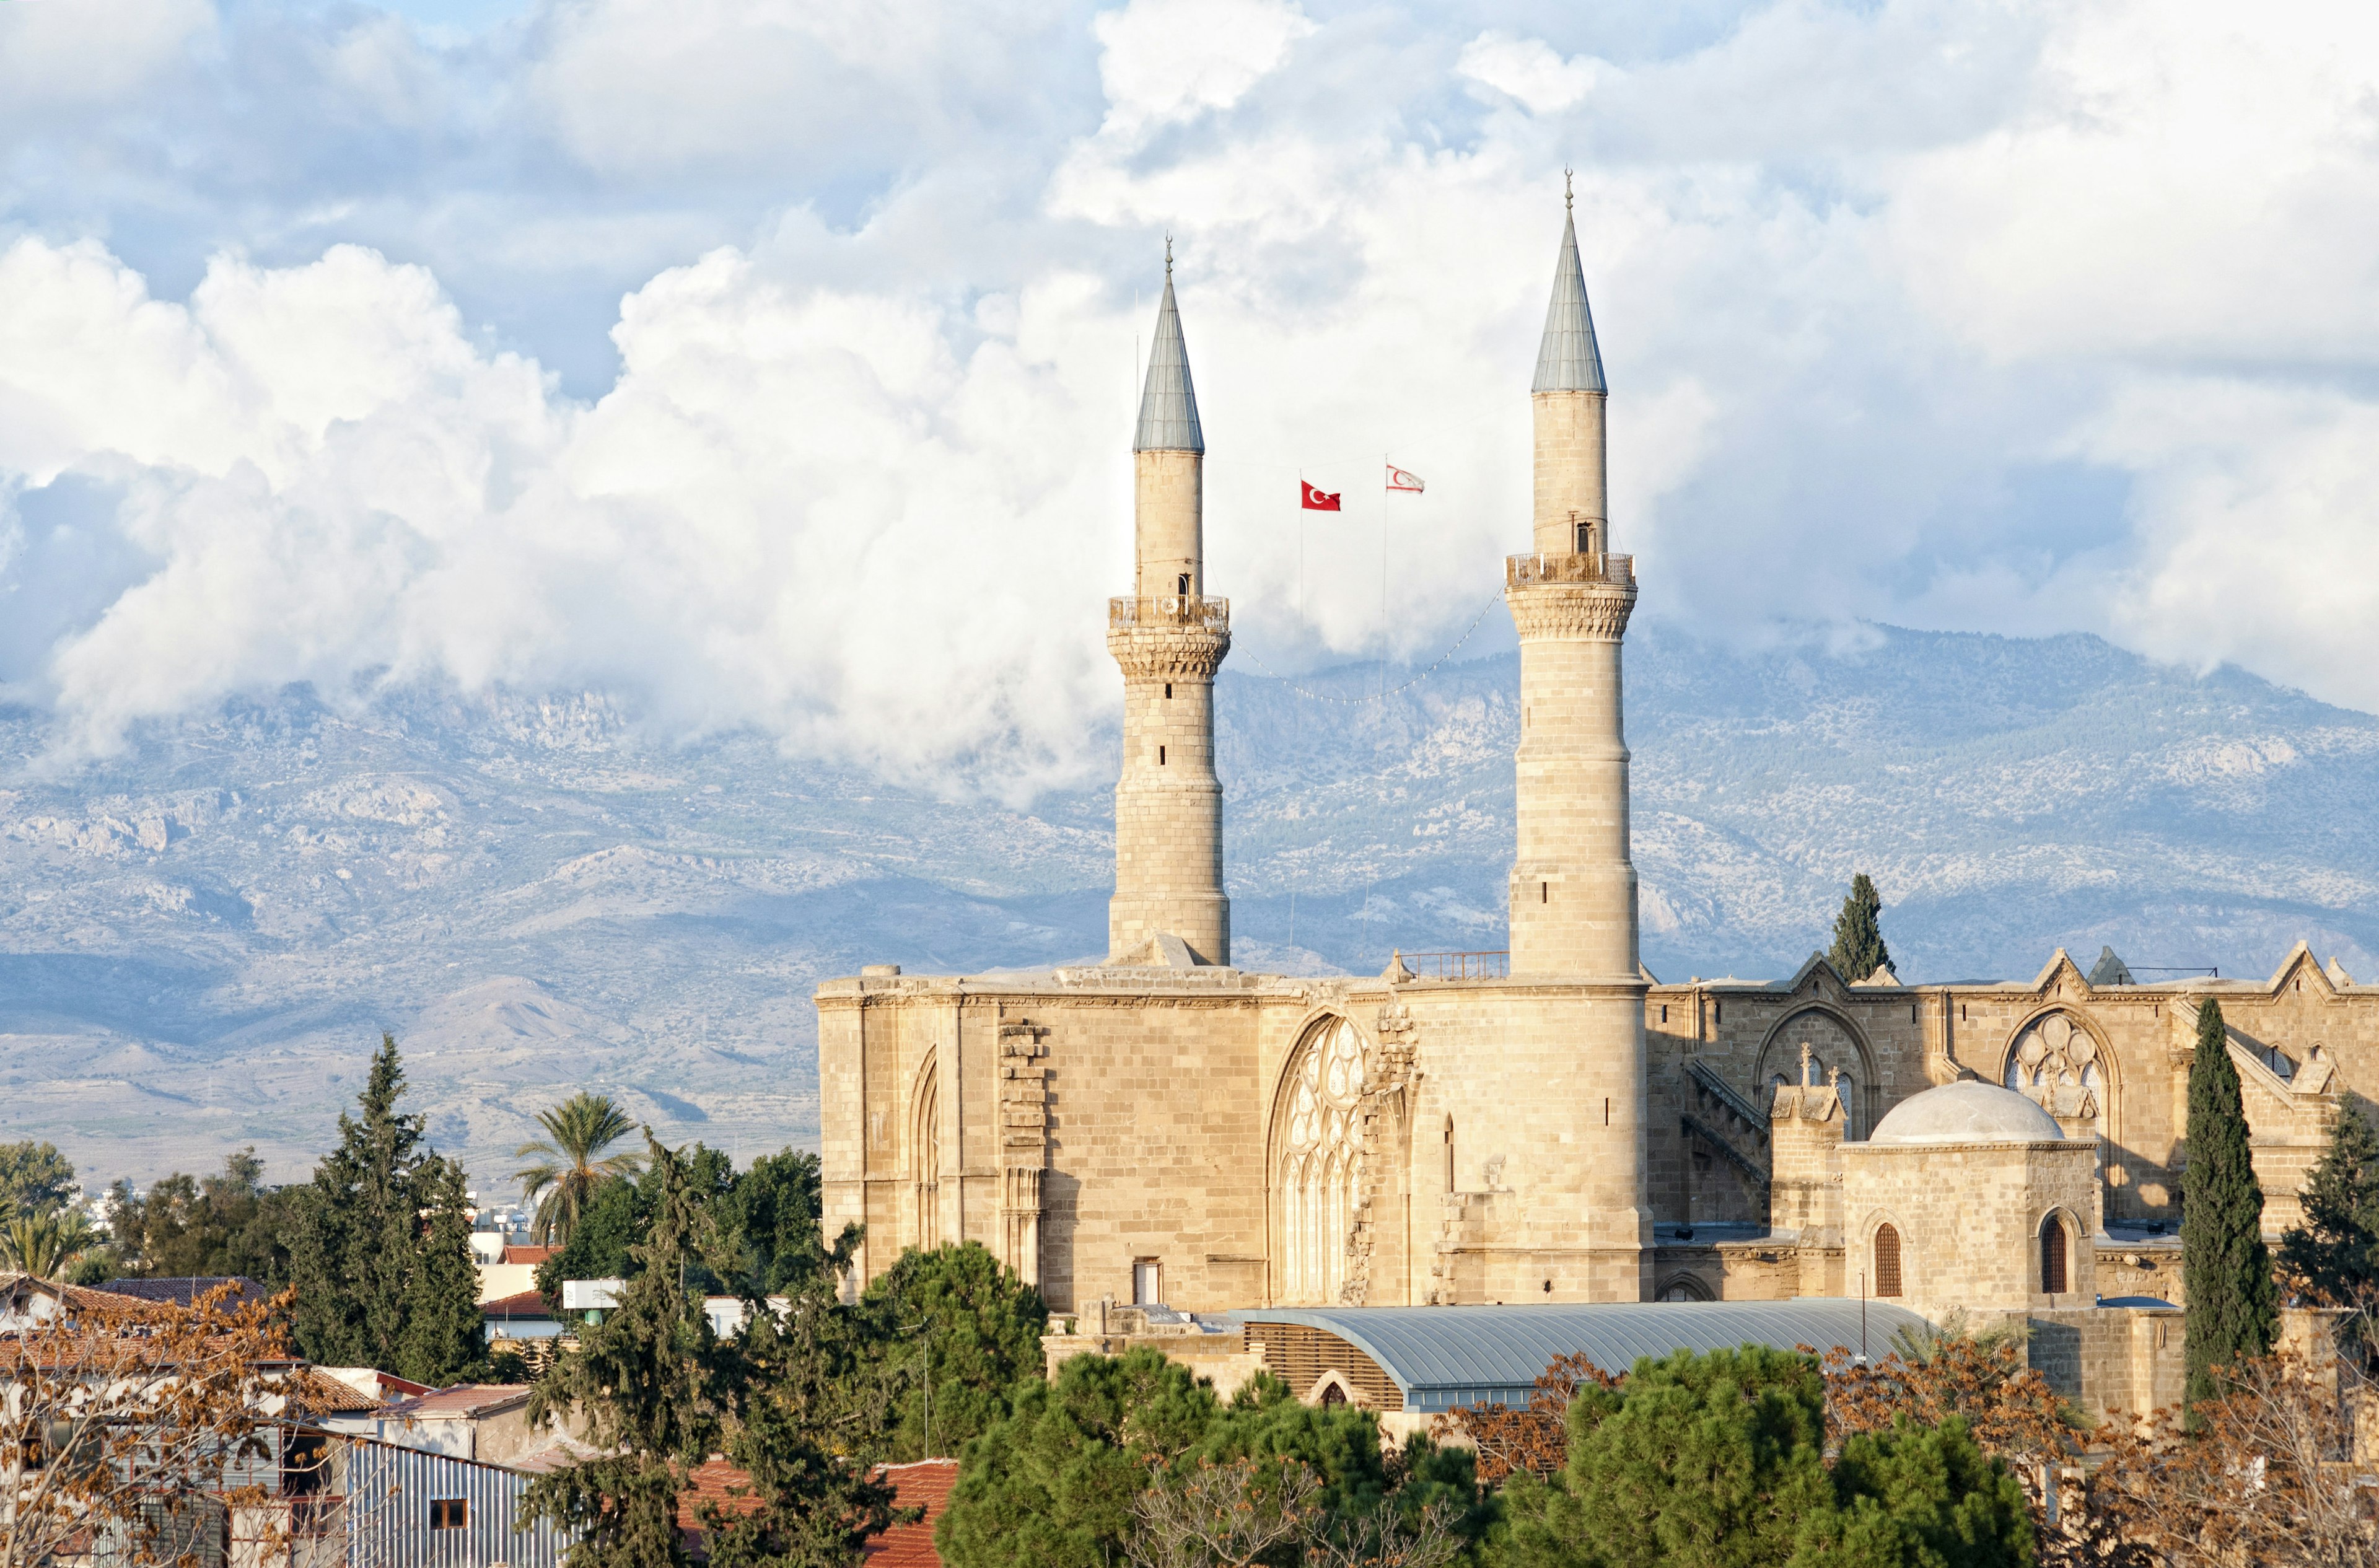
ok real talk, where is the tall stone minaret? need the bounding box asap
[1507,184,1639,981]
[1107,251,1231,966]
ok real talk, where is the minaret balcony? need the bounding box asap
[1507,552,1633,589]
[1110,595,1231,631]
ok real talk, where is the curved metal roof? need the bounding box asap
[1224,1300,1930,1412]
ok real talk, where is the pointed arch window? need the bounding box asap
[1874,1224,1902,1299]
[913,1066,941,1248]
[2041,1215,2069,1295]
[1276,1018,1366,1305]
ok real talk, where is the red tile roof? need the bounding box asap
[483,1290,554,1318]
[675,1456,958,1568]
[869,1461,959,1568]
[501,1245,558,1266]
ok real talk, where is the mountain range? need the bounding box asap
[3,621,2373,1193]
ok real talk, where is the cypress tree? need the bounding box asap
[398,1155,491,1385]
[1829,873,1891,983]
[2181,998,2278,1419]
[2277,1102,2379,1354]
[286,1034,486,1383]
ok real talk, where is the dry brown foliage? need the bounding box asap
[1124,1458,1463,1568]
[2081,1351,2379,1568]
[1429,1353,1619,1486]
[2,1282,313,1568]
[1125,1457,1318,1568]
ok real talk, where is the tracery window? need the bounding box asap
[2004,1013,2103,1131]
[1276,1017,1367,1305]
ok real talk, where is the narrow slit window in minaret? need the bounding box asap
[1177,572,1190,595]
[1540,882,1548,904]
[1159,746,1167,765]
[1165,683,1172,699]
[1576,519,1592,553]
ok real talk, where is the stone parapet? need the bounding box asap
[1110,594,1230,631]
[1507,551,1634,589]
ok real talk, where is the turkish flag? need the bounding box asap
[1300,481,1341,511]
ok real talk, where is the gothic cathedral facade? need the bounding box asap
[816,199,2376,1314]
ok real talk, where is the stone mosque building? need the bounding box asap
[816,196,2378,1373]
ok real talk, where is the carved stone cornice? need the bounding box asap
[1506,580,1636,641]
[1109,626,1230,680]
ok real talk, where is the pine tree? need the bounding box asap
[2277,1102,2379,1351]
[1829,874,1891,983]
[524,1135,734,1568]
[2182,998,2278,1419]
[286,1034,484,1383]
[398,1155,490,1385]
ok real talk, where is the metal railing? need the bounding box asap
[1110,595,1231,631]
[1505,552,1634,588]
[1401,950,1510,981]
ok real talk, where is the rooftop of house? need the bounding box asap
[100,1276,268,1308]
[483,1289,556,1318]
[383,1383,535,1419]
[678,1456,959,1566]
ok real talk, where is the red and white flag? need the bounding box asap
[1385,463,1426,493]
[1299,480,1341,511]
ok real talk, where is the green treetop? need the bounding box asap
[851,1242,1049,1463]
[2278,1100,2379,1346]
[0,1140,76,1218]
[284,1034,484,1384]
[517,1091,647,1246]
[1829,874,1891,983]
[1495,1344,2029,1568]
[2181,997,2279,1419]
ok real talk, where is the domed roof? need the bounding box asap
[1868,1080,2065,1145]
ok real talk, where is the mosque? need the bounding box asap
[815,193,2373,1413]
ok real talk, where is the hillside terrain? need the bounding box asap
[2,623,2373,1190]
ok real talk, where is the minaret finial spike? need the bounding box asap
[1165,234,1173,277]
[1564,167,1573,212]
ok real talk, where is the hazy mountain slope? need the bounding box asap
[2,624,2373,1190]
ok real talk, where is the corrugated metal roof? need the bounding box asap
[1531,210,1606,395]
[1224,1300,1929,1412]
[1134,270,1204,453]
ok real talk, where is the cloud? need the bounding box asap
[3,0,2379,794]
[1457,32,1607,115]
[1092,0,1317,137]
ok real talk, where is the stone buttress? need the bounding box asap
[1107,258,1232,966]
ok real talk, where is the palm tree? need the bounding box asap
[515,1093,645,1245]
[1,1208,98,1280]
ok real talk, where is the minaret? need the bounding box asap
[1507,180,1637,980]
[1107,248,1230,966]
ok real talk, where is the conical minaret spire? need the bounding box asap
[1107,245,1230,966]
[1533,182,1606,395]
[1527,172,1610,558]
[1135,243,1205,453]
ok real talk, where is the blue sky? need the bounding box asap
[2,0,2376,791]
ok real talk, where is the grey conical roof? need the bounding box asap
[1532,210,1606,394]
[1134,271,1204,453]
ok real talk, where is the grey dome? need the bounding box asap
[1868,1080,2064,1145]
